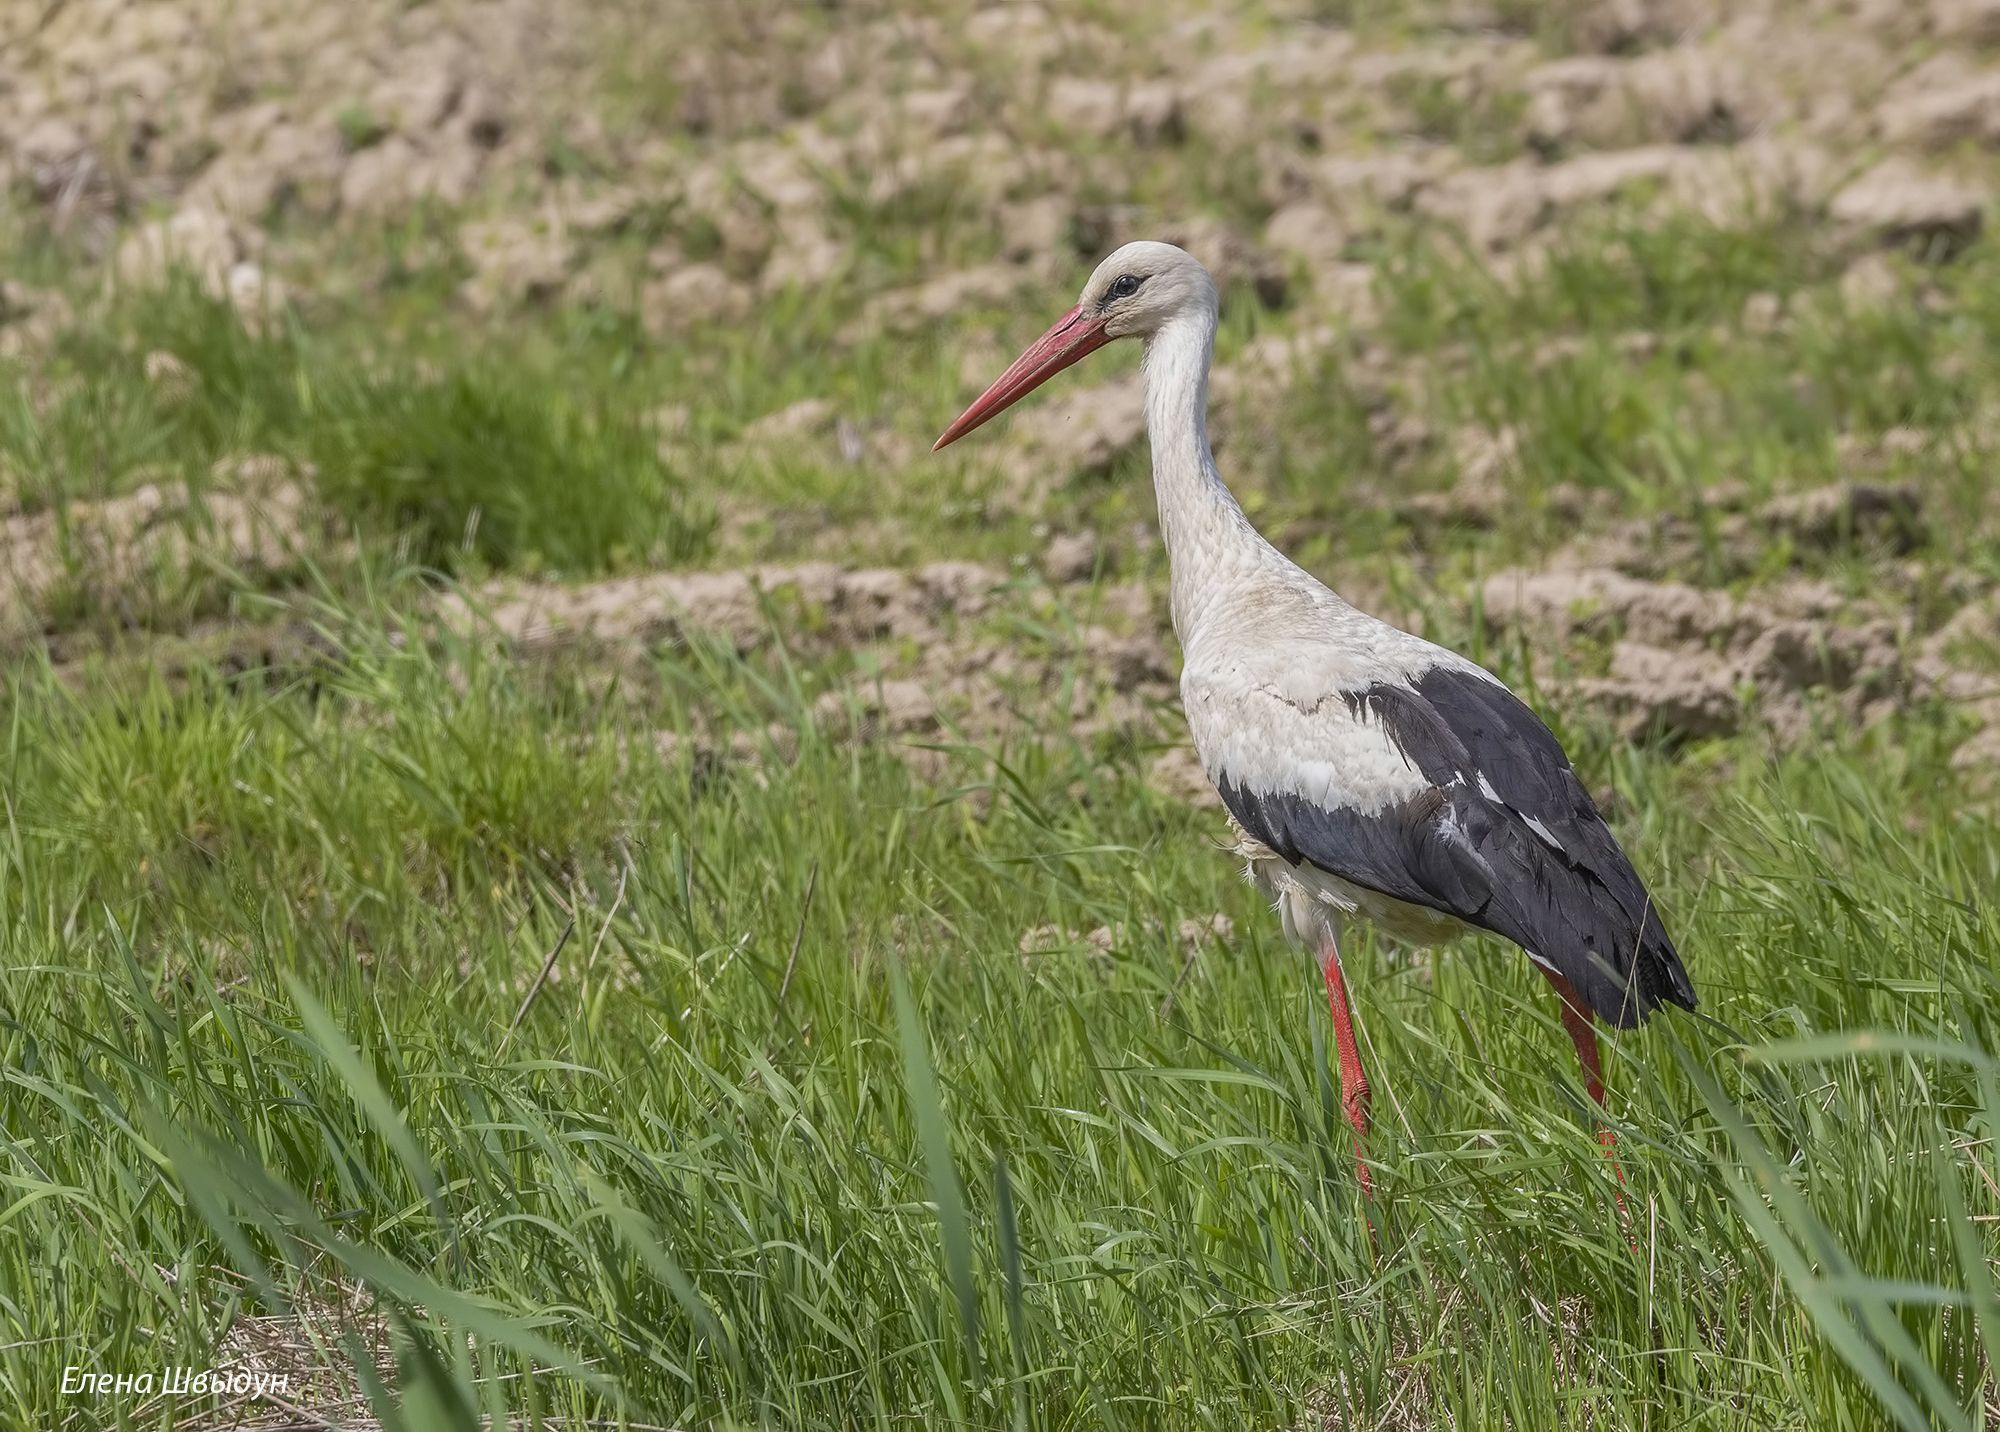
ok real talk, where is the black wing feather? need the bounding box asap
[1221,666,1695,1028]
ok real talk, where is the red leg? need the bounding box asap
[1321,939,1374,1197]
[1538,967,1634,1238]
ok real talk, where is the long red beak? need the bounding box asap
[933,305,1112,451]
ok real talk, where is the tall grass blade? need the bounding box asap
[995,1156,1028,1432]
[891,959,982,1388]
[387,1307,481,1432]
[577,1170,743,1382]
[283,974,460,1275]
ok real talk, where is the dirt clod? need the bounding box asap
[1043,530,1101,584]
[2,472,322,642]
[1830,159,1987,253]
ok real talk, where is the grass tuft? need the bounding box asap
[305,362,708,574]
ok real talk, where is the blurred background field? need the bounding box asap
[4,0,2000,1427]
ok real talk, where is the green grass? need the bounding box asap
[9,278,711,578]
[1,592,1997,1428]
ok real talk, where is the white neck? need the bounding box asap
[1142,309,1269,643]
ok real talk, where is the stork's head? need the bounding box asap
[933,240,1215,451]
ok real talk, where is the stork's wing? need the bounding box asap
[1194,660,1696,1028]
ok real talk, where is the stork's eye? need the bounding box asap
[1106,274,1145,301]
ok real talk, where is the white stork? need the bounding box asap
[935,241,1698,1196]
